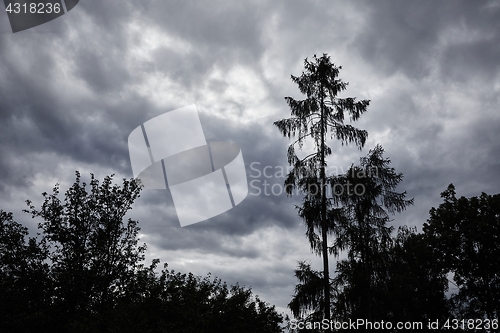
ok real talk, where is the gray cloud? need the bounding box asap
[1,0,499,316]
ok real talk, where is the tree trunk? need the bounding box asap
[320,88,331,330]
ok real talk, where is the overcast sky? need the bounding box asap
[1,0,499,316]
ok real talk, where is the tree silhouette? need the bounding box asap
[330,145,413,321]
[274,53,369,325]
[24,171,146,330]
[288,145,415,328]
[381,226,449,324]
[329,226,450,329]
[1,172,285,332]
[107,262,284,333]
[0,210,50,332]
[424,184,500,320]
[288,261,325,324]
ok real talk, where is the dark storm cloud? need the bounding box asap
[0,61,149,185]
[143,1,264,56]
[344,0,500,228]
[355,0,500,80]
[441,35,500,83]
[1,0,500,315]
[0,6,135,189]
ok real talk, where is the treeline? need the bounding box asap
[0,172,283,333]
[287,183,500,332]
[276,54,499,332]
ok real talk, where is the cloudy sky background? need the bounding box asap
[1,0,500,315]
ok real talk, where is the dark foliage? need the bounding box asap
[0,172,284,333]
[424,184,500,321]
[330,145,414,321]
[289,183,500,332]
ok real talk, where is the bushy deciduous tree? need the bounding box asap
[0,172,285,332]
[424,184,500,320]
[112,264,283,333]
[25,171,146,321]
[380,226,449,324]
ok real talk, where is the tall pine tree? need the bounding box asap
[275,54,369,325]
